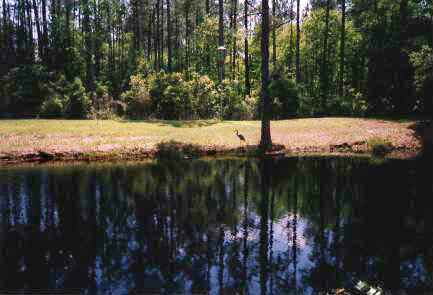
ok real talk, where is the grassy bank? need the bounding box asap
[0,118,422,163]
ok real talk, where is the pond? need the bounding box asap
[0,156,432,294]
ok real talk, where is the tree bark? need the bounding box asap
[295,0,300,82]
[31,0,43,62]
[218,0,225,82]
[244,0,251,96]
[231,0,238,80]
[339,0,346,97]
[83,0,94,90]
[155,0,160,71]
[167,0,172,71]
[288,0,294,75]
[321,0,331,111]
[260,0,272,150]
[272,0,276,68]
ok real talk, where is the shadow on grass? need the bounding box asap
[120,119,220,128]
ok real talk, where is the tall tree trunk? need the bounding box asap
[185,2,190,75]
[25,0,34,61]
[260,0,272,150]
[244,0,251,96]
[339,0,346,96]
[205,0,211,71]
[160,0,164,68]
[295,0,300,82]
[94,0,101,80]
[65,0,71,47]
[321,0,331,111]
[272,0,276,68]
[167,0,172,71]
[147,7,153,60]
[155,1,160,71]
[231,0,238,80]
[218,0,225,82]
[430,2,433,117]
[288,0,294,74]
[83,0,94,90]
[32,0,43,62]
[41,0,48,63]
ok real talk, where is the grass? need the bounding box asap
[0,117,421,162]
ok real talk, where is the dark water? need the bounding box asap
[0,156,432,294]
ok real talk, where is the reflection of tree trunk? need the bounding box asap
[0,183,9,289]
[334,173,341,286]
[319,161,327,291]
[269,190,275,295]
[292,175,298,294]
[259,159,270,295]
[218,225,225,295]
[242,163,249,293]
[206,187,212,292]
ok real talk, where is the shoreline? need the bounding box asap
[0,144,421,165]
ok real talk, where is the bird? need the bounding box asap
[234,129,246,146]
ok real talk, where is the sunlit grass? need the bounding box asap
[0,118,420,157]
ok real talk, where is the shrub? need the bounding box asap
[67,77,91,118]
[189,73,219,119]
[0,65,50,116]
[121,74,152,119]
[121,72,255,120]
[326,88,368,116]
[269,75,299,118]
[218,79,251,119]
[40,95,66,118]
[39,75,70,118]
[89,83,119,119]
[367,137,393,157]
[156,73,192,119]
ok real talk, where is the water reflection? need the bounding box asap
[0,157,432,294]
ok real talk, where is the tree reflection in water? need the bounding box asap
[0,156,432,294]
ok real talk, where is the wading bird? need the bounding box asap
[234,129,246,146]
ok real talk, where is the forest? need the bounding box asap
[0,0,432,121]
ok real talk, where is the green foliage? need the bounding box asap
[40,95,66,118]
[67,78,91,118]
[89,83,119,120]
[149,72,192,120]
[39,75,90,118]
[218,79,252,120]
[121,74,152,119]
[410,46,433,114]
[189,73,219,119]
[269,75,299,118]
[120,72,255,120]
[0,65,50,116]
[326,89,369,116]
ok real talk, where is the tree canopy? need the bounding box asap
[0,0,431,119]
